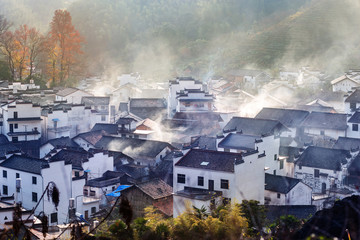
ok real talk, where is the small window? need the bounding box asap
[350,102,356,110]
[12,137,18,143]
[2,185,8,195]
[198,176,204,186]
[50,213,58,223]
[273,170,276,175]
[32,176,37,185]
[277,193,281,199]
[84,210,89,220]
[220,179,229,189]
[13,112,18,119]
[314,169,320,178]
[299,165,302,170]
[90,190,96,196]
[83,189,88,196]
[74,171,80,178]
[14,124,18,129]
[16,173,19,178]
[320,130,325,136]
[353,124,359,132]
[177,174,185,184]
[32,192,38,202]
[101,115,106,121]
[3,170,7,178]
[274,154,277,160]
[280,160,284,169]
[91,207,96,214]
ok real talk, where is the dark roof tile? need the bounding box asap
[255,108,309,128]
[301,112,347,130]
[0,155,49,174]
[265,173,301,194]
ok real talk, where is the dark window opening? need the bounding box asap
[280,160,284,169]
[14,124,18,129]
[50,213,58,223]
[16,173,19,178]
[274,154,277,160]
[3,170,7,178]
[91,207,96,214]
[314,169,320,178]
[2,185,7,195]
[277,193,281,199]
[350,102,356,111]
[198,176,204,186]
[220,179,229,189]
[32,192,38,202]
[13,112,18,119]
[353,124,358,132]
[32,176,37,185]
[177,174,185,184]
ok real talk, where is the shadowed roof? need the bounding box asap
[0,155,49,175]
[255,108,309,128]
[265,173,301,194]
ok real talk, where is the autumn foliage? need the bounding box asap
[0,10,83,86]
[47,9,83,85]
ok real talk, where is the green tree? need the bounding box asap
[238,200,267,237]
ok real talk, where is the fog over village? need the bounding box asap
[1,0,360,239]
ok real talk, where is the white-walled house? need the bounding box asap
[344,89,360,114]
[294,146,351,194]
[173,148,265,217]
[81,96,110,124]
[331,75,360,93]
[168,77,204,118]
[221,117,288,175]
[264,173,312,205]
[176,89,215,113]
[42,103,96,141]
[0,101,42,142]
[55,88,92,104]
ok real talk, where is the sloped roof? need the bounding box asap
[223,117,287,136]
[74,130,107,145]
[43,136,78,148]
[81,96,110,106]
[172,112,223,122]
[136,118,158,130]
[91,124,118,134]
[296,146,349,171]
[301,112,347,130]
[333,137,360,151]
[255,108,309,128]
[135,178,172,200]
[218,133,259,151]
[0,134,9,144]
[0,143,21,159]
[56,88,79,97]
[117,164,149,180]
[331,75,359,85]
[189,135,217,150]
[348,112,360,124]
[0,155,49,174]
[129,98,166,108]
[175,149,244,172]
[95,136,173,159]
[345,89,360,103]
[49,148,91,169]
[265,173,301,194]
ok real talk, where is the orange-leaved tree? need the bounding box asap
[48,9,83,85]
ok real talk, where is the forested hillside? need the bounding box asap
[1,0,360,80]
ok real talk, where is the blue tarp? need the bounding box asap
[106,185,131,197]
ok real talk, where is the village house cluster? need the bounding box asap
[0,68,360,234]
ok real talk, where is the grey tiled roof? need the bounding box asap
[43,136,78,148]
[175,149,244,172]
[255,108,309,128]
[279,146,301,163]
[348,112,360,124]
[296,146,349,171]
[81,96,110,106]
[301,112,347,130]
[345,89,360,103]
[0,155,49,175]
[91,124,118,134]
[95,136,173,159]
[223,117,287,136]
[333,137,360,151]
[218,133,259,151]
[265,173,301,194]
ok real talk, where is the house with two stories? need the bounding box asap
[173,148,265,217]
[81,96,110,123]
